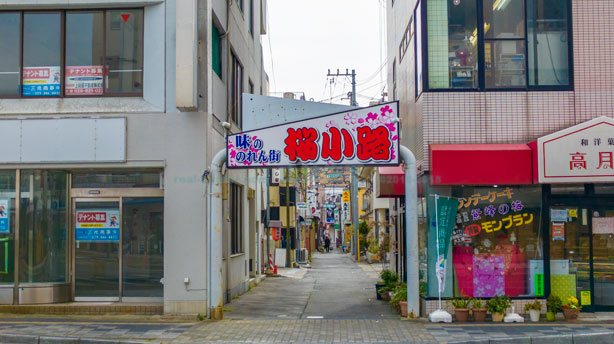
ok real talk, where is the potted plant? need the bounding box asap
[546,294,563,321]
[471,298,487,322]
[390,283,408,316]
[378,284,395,301]
[524,300,542,322]
[486,295,511,322]
[563,296,581,321]
[377,270,399,300]
[450,297,471,322]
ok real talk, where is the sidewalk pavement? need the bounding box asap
[1,315,613,343]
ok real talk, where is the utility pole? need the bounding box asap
[326,68,359,259]
[326,69,358,106]
[285,167,291,267]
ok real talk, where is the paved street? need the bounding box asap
[224,251,398,320]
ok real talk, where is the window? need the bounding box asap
[20,170,69,284]
[0,9,144,98]
[0,14,21,96]
[230,183,243,255]
[23,12,62,97]
[66,11,104,96]
[527,0,570,86]
[424,0,571,90]
[230,51,244,127]
[392,60,397,101]
[212,23,223,78]
[249,0,254,36]
[106,10,144,94]
[426,186,543,298]
[415,0,424,97]
[249,79,254,95]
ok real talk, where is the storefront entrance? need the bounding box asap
[74,198,121,301]
[548,194,614,311]
[70,180,164,302]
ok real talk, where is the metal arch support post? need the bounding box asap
[208,148,227,320]
[399,145,419,318]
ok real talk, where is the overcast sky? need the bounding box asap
[262,0,387,107]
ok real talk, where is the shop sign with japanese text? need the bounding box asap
[538,116,614,183]
[227,102,399,168]
[22,66,61,96]
[65,66,103,95]
[75,209,120,242]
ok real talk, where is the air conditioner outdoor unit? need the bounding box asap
[298,248,308,263]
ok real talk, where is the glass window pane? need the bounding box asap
[427,186,543,298]
[106,9,144,94]
[122,198,163,297]
[427,0,478,89]
[484,0,525,39]
[485,40,526,88]
[548,206,590,304]
[0,14,21,96]
[75,201,120,297]
[65,12,104,96]
[528,0,570,86]
[0,171,16,284]
[19,170,68,284]
[23,13,62,97]
[212,23,222,78]
[71,171,161,188]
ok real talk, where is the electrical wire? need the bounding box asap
[265,0,276,92]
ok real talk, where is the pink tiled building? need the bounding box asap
[388,0,614,314]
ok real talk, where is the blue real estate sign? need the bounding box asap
[0,199,9,233]
[75,209,120,242]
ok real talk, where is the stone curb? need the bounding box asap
[448,331,613,344]
[0,333,160,344]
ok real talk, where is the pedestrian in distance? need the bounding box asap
[324,236,331,253]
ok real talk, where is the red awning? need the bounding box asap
[430,144,533,185]
[377,166,405,198]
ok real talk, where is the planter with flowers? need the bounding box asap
[563,296,581,321]
[471,298,487,322]
[486,295,511,322]
[524,300,542,322]
[450,297,471,322]
[546,294,563,321]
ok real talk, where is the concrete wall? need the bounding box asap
[0,0,268,315]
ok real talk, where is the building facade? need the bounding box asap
[0,0,269,315]
[388,0,614,313]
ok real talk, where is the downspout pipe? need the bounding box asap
[209,148,227,319]
[399,145,419,318]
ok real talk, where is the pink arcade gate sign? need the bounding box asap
[226,101,399,168]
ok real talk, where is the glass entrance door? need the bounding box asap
[590,206,614,308]
[74,199,120,301]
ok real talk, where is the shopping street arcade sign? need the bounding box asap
[227,102,399,169]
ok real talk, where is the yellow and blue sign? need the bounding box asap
[0,199,10,234]
[75,209,120,242]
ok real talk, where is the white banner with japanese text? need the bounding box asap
[538,116,614,183]
[227,102,399,168]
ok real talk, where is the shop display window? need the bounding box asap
[427,185,543,298]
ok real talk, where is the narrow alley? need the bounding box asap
[224,251,398,320]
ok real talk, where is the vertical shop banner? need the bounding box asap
[227,102,399,168]
[0,199,9,234]
[22,66,61,96]
[75,209,120,242]
[65,66,103,95]
[429,195,460,292]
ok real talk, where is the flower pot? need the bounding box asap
[546,311,556,321]
[563,308,579,321]
[399,301,408,317]
[381,291,391,301]
[529,309,540,322]
[454,309,470,322]
[472,308,487,322]
[375,283,385,300]
[492,312,505,322]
